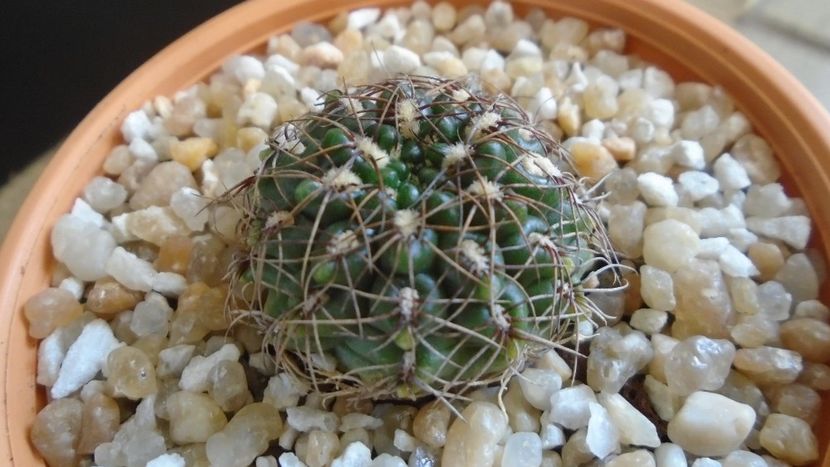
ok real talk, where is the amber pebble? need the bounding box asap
[187,234,228,286]
[167,391,228,444]
[780,318,830,363]
[178,282,229,331]
[106,346,159,399]
[23,287,83,338]
[304,430,340,467]
[31,398,83,467]
[232,323,264,354]
[208,360,251,412]
[86,278,143,316]
[155,235,194,275]
[168,307,210,346]
[332,395,374,417]
[77,393,120,454]
[412,400,451,449]
[132,334,168,366]
[765,383,822,425]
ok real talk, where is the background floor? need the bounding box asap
[2,0,828,241]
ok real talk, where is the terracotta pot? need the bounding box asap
[1,0,828,464]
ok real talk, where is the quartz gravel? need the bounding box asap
[28,1,828,466]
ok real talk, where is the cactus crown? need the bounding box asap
[226,76,616,400]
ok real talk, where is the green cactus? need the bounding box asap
[226,76,616,400]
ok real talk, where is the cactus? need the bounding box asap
[226,76,617,400]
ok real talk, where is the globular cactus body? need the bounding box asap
[229,76,615,399]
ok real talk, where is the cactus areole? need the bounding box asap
[226,76,617,400]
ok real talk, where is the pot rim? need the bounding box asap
[2,0,829,465]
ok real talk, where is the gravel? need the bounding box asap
[26,1,829,466]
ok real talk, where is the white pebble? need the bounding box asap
[654,443,687,467]
[121,110,154,142]
[109,212,138,243]
[678,171,719,201]
[618,69,643,90]
[502,432,543,467]
[58,277,85,301]
[548,385,597,430]
[70,198,106,228]
[170,187,209,231]
[743,183,792,218]
[37,326,74,387]
[586,402,619,459]
[331,442,371,467]
[261,64,297,97]
[581,119,605,140]
[479,49,505,72]
[105,246,158,292]
[640,265,676,311]
[642,66,674,98]
[746,216,811,250]
[667,391,755,457]
[52,214,116,281]
[726,228,758,252]
[263,373,309,409]
[681,105,720,140]
[83,176,128,213]
[647,99,675,129]
[598,392,660,448]
[722,450,767,467]
[128,138,158,161]
[376,46,420,75]
[223,55,266,84]
[697,237,730,260]
[718,245,760,278]
[151,272,188,297]
[529,87,557,120]
[51,319,121,399]
[631,117,656,144]
[539,423,565,450]
[511,39,541,58]
[393,429,418,452]
[299,87,323,113]
[698,205,746,237]
[670,141,705,170]
[286,406,338,432]
[371,13,402,40]
[146,453,186,467]
[237,92,278,128]
[691,459,721,467]
[348,8,381,30]
[638,173,678,207]
[279,452,307,467]
[179,344,241,392]
[757,281,792,321]
[713,153,751,191]
[517,368,562,411]
[370,454,407,467]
